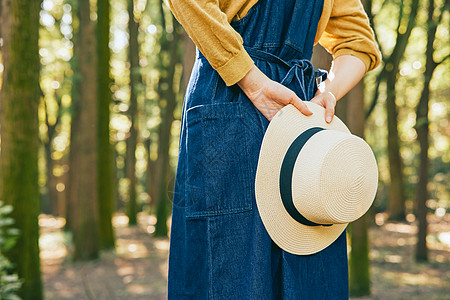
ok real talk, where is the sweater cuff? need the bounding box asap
[333,49,372,73]
[215,48,255,86]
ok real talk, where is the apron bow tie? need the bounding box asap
[245,46,327,101]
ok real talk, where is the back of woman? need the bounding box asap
[167,0,381,298]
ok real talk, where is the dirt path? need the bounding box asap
[41,213,450,299]
[41,215,168,299]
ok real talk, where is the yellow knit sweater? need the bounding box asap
[168,0,382,86]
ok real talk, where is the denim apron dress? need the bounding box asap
[168,0,349,298]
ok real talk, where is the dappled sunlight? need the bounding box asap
[39,232,68,260]
[37,211,448,299]
[384,223,418,234]
[138,213,157,226]
[39,215,69,276]
[138,213,157,234]
[384,254,403,263]
[116,239,149,259]
[113,214,130,228]
[438,232,450,247]
[116,265,134,277]
[127,283,149,294]
[39,214,66,232]
[154,239,170,252]
[386,270,445,287]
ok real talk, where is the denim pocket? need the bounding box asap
[185,102,253,218]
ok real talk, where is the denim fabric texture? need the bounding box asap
[168,0,349,298]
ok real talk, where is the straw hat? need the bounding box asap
[255,102,378,255]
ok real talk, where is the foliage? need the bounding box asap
[364,0,450,215]
[0,202,22,300]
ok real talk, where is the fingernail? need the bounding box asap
[326,116,331,123]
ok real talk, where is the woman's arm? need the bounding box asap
[238,54,365,122]
[310,54,366,123]
[168,0,255,86]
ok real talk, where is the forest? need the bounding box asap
[0,0,448,299]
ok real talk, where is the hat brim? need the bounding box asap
[255,102,351,255]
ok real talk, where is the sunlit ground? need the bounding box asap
[40,213,169,299]
[353,213,450,300]
[40,212,449,299]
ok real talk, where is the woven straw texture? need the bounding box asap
[255,102,378,255]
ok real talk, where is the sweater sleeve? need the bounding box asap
[319,0,382,72]
[168,0,254,86]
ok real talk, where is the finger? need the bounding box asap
[325,98,335,123]
[309,96,325,108]
[290,95,313,116]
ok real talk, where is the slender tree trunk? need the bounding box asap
[154,5,182,237]
[384,0,420,221]
[68,0,100,260]
[148,31,193,214]
[43,137,58,214]
[346,82,371,297]
[182,31,196,91]
[415,79,430,262]
[146,138,158,206]
[0,0,43,298]
[97,0,116,249]
[385,68,406,221]
[415,0,441,262]
[42,103,61,215]
[126,0,140,225]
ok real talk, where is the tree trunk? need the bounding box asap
[154,4,182,237]
[97,0,116,249]
[42,103,60,215]
[146,138,158,206]
[0,0,43,298]
[126,0,140,226]
[382,0,419,221]
[68,0,100,260]
[43,137,58,214]
[415,0,441,262]
[415,77,430,262]
[311,44,332,70]
[385,68,406,221]
[346,82,371,297]
[182,31,196,92]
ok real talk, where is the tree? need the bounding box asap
[68,0,100,260]
[345,82,371,296]
[153,0,183,237]
[366,0,420,221]
[42,93,62,215]
[126,0,141,226]
[0,0,43,298]
[97,0,116,249]
[181,31,196,91]
[414,0,449,262]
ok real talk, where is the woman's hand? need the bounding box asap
[238,55,366,122]
[310,90,336,123]
[238,65,312,121]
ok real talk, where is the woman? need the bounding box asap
[167,0,381,298]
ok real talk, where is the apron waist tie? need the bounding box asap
[197,46,327,100]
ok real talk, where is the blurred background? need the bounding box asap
[0,0,448,299]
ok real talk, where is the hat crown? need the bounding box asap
[291,130,378,225]
[255,103,379,255]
